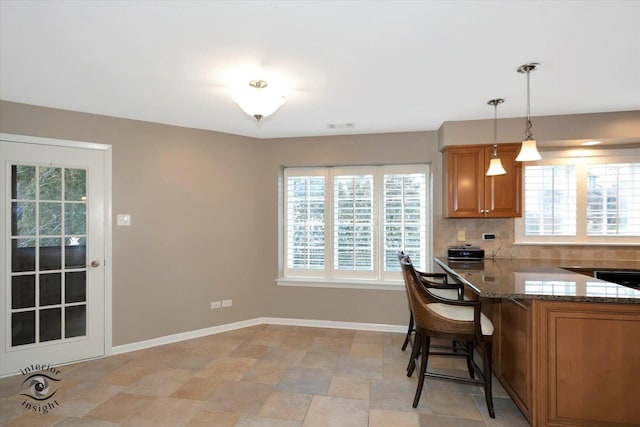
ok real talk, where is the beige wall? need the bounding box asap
[0,101,440,345]
[1,100,638,348]
[0,101,264,346]
[252,132,441,326]
[438,110,640,150]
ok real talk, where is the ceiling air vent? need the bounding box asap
[327,123,355,129]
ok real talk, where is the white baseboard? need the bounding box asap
[260,317,405,333]
[112,317,405,355]
[112,318,264,355]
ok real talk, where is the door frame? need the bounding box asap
[0,133,112,375]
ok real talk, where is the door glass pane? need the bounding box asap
[65,272,86,303]
[40,308,62,342]
[65,305,86,338]
[12,238,35,272]
[39,238,61,270]
[12,275,35,309]
[65,169,87,201]
[40,273,61,306]
[8,161,93,352]
[12,311,35,346]
[11,202,36,236]
[11,165,36,199]
[39,167,62,201]
[65,203,86,235]
[40,203,62,235]
[65,237,86,268]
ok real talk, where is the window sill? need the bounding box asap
[513,240,640,246]
[275,277,405,291]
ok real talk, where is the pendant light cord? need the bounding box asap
[487,98,503,157]
[493,102,498,157]
[525,69,533,140]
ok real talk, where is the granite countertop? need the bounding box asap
[434,257,640,304]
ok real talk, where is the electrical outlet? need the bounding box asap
[456,230,465,241]
[210,301,221,309]
[482,233,496,240]
[222,299,233,307]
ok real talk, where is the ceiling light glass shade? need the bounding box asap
[486,157,507,176]
[515,139,542,161]
[232,80,285,121]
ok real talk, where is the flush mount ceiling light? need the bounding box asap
[232,80,285,122]
[486,98,507,176]
[515,63,542,162]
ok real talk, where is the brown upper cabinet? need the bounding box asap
[443,143,522,218]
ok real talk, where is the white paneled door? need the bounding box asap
[0,136,111,376]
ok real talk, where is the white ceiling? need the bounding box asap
[1,0,639,139]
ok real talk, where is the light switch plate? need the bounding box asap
[117,214,131,226]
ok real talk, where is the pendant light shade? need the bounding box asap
[486,98,507,176]
[232,80,286,122]
[486,155,507,176]
[516,139,542,162]
[515,63,542,161]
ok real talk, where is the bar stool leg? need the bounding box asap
[412,333,431,408]
[466,341,475,379]
[483,341,495,418]
[407,329,421,376]
[402,312,414,351]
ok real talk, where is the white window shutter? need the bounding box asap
[333,173,374,272]
[524,165,576,236]
[586,163,640,236]
[285,173,326,271]
[383,172,427,272]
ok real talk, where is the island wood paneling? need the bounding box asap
[494,298,533,423]
[537,301,640,427]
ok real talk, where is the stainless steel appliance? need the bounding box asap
[447,245,485,260]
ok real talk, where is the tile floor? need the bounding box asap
[0,324,530,426]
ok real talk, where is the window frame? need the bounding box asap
[280,164,431,289]
[515,148,640,246]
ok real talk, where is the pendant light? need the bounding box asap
[515,63,542,161]
[486,98,507,176]
[232,80,286,122]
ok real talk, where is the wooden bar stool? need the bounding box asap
[397,251,463,352]
[401,256,496,418]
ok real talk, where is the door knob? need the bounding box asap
[87,260,100,268]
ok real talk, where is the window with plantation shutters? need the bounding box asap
[333,171,374,274]
[282,164,430,287]
[586,163,640,236]
[523,165,576,236]
[515,152,640,245]
[383,171,427,273]
[285,173,325,272]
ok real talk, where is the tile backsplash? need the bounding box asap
[433,217,639,261]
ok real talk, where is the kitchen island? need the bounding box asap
[434,257,640,427]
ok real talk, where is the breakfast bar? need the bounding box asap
[434,257,640,427]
